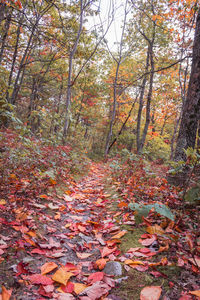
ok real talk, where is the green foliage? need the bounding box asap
[128,202,174,223]
[185,186,200,204]
[144,135,171,162]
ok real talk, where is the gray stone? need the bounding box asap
[104,261,122,276]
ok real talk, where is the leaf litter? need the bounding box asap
[0,159,199,299]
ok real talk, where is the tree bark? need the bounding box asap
[63,0,84,141]
[136,47,150,152]
[174,8,200,161]
[0,10,12,65]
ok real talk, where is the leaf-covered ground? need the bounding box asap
[0,131,200,300]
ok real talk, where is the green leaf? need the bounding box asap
[153,203,174,220]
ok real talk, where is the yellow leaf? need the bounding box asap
[125,259,144,266]
[74,283,87,294]
[0,199,6,205]
[112,230,127,239]
[41,262,58,275]
[52,268,73,285]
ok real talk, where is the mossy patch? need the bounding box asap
[119,226,145,253]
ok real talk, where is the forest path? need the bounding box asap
[0,162,127,299]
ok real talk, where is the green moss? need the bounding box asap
[120,226,145,253]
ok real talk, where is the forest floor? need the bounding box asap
[0,156,200,299]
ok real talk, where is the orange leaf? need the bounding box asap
[95,258,108,270]
[1,286,12,300]
[111,230,127,239]
[39,194,48,199]
[73,283,87,295]
[140,286,162,300]
[118,201,128,208]
[41,262,58,275]
[54,212,61,220]
[189,290,200,297]
[52,268,73,285]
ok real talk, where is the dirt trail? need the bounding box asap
[0,162,124,299]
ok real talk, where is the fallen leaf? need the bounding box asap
[57,293,75,300]
[101,246,117,258]
[189,290,200,297]
[111,231,127,239]
[1,286,12,300]
[48,203,59,210]
[76,252,92,259]
[24,274,53,285]
[146,225,165,235]
[40,237,60,249]
[88,272,104,284]
[52,268,73,285]
[74,283,87,294]
[94,258,108,270]
[80,281,111,300]
[139,235,157,246]
[125,259,145,266]
[41,262,58,275]
[140,286,162,300]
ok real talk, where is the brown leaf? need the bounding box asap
[140,286,162,300]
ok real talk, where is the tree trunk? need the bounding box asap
[105,62,120,156]
[174,8,200,161]
[63,0,83,141]
[0,10,12,65]
[136,47,150,152]
[138,43,155,153]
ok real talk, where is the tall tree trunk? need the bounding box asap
[136,47,150,152]
[105,62,120,156]
[0,3,6,25]
[138,43,155,153]
[0,10,12,65]
[174,8,200,161]
[63,0,83,141]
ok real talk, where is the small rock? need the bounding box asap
[104,261,122,276]
[115,276,129,284]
